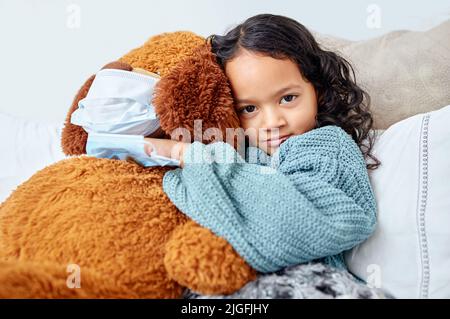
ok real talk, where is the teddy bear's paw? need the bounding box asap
[0,260,139,298]
[164,220,257,296]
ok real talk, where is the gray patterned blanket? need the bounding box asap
[184,262,393,299]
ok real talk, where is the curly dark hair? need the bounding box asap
[206,13,380,170]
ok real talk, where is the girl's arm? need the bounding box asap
[162,126,377,273]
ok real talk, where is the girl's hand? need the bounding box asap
[144,138,190,168]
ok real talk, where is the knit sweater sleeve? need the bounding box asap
[162,125,377,273]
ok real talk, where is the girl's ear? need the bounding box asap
[152,43,241,145]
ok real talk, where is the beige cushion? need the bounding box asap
[314,20,450,129]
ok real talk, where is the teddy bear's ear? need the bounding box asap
[61,74,93,155]
[60,61,133,155]
[153,43,240,145]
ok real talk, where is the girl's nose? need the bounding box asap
[262,106,287,130]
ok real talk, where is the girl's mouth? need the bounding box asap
[265,135,291,147]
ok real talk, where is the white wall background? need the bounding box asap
[1,0,449,123]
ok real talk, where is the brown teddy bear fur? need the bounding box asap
[0,31,257,298]
[61,31,207,155]
[152,40,242,144]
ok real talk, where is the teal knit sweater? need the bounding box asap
[162,125,377,273]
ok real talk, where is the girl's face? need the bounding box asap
[225,49,318,155]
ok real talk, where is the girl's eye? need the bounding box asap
[280,94,297,104]
[239,105,257,114]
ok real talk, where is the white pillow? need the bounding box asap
[345,104,450,298]
[0,113,66,203]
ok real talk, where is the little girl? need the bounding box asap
[145,14,380,274]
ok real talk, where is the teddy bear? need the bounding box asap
[0,31,257,298]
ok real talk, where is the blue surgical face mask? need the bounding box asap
[86,132,180,167]
[70,68,161,136]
